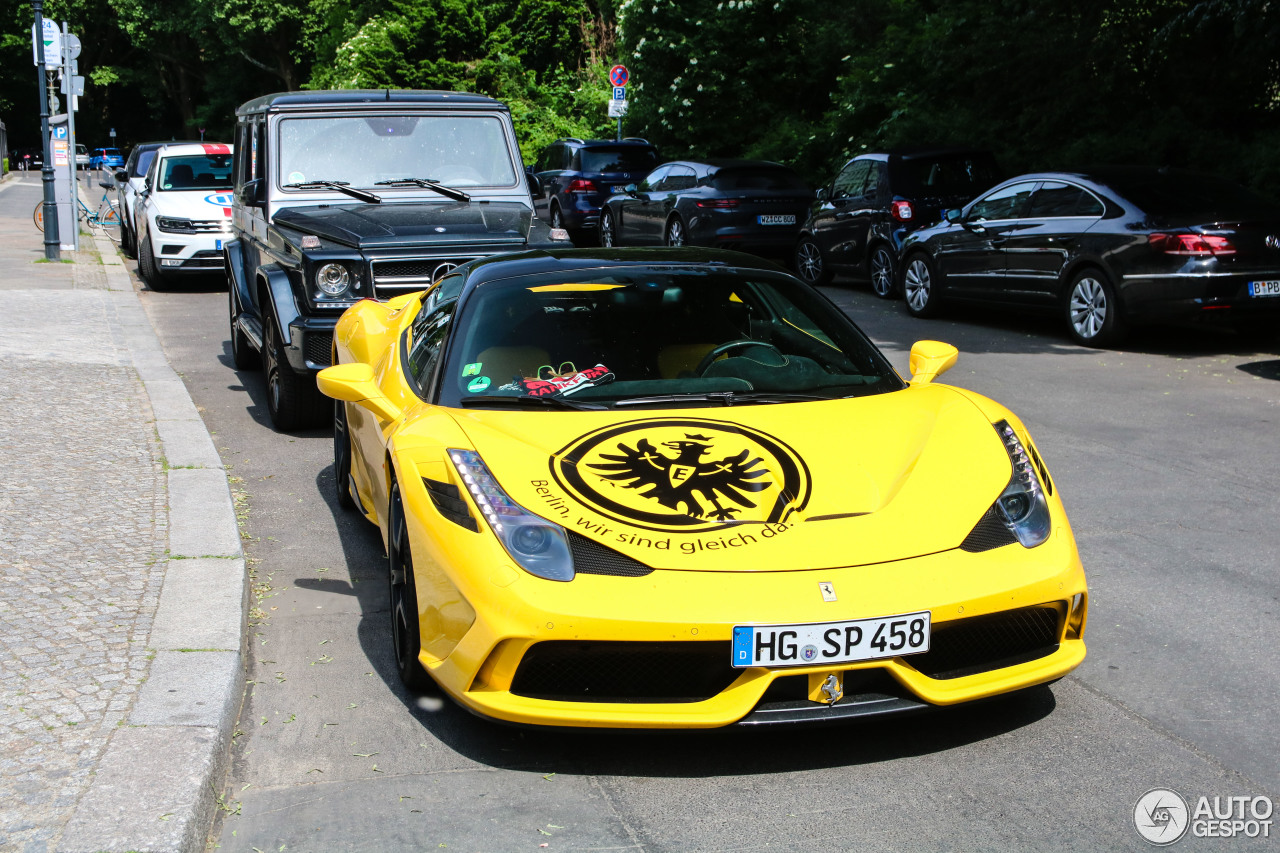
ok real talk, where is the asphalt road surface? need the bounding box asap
[136,265,1280,852]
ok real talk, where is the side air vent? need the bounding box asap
[423,478,478,531]
[959,506,1018,552]
[567,531,654,577]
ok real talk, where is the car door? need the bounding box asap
[617,165,670,244]
[653,165,698,242]
[936,180,1037,299]
[811,159,876,271]
[1001,180,1107,302]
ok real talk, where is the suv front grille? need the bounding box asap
[371,256,485,297]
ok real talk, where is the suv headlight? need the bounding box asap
[992,420,1051,547]
[449,449,574,581]
[155,216,195,233]
[315,262,353,297]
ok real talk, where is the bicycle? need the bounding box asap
[33,179,121,240]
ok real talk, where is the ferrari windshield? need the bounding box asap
[277,114,519,190]
[435,266,904,408]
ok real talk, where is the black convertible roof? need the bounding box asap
[236,90,506,117]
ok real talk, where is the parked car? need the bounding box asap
[89,147,124,171]
[75,143,90,170]
[316,246,1088,727]
[599,159,811,256]
[531,137,659,241]
[224,89,571,431]
[133,142,235,290]
[898,166,1280,346]
[793,148,1001,297]
[113,141,199,258]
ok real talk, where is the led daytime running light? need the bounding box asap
[992,420,1051,547]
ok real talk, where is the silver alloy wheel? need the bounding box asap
[870,247,894,297]
[550,205,562,229]
[796,239,823,282]
[904,258,932,312]
[600,212,614,247]
[1069,276,1107,340]
[666,218,684,247]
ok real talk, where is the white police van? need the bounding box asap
[134,142,235,289]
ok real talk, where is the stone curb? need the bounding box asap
[55,217,246,853]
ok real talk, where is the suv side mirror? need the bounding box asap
[113,169,128,184]
[945,208,963,223]
[624,183,638,195]
[237,179,265,207]
[815,187,829,203]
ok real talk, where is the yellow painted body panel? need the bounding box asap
[322,290,1089,728]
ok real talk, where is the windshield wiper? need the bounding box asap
[374,177,471,203]
[458,394,607,411]
[283,180,381,204]
[614,391,830,408]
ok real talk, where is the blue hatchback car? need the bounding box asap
[89,147,125,171]
[531,138,660,242]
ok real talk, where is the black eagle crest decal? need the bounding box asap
[589,433,771,521]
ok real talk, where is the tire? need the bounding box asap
[665,216,686,247]
[902,253,943,318]
[549,203,563,230]
[137,233,167,291]
[388,483,434,693]
[228,287,258,370]
[262,309,325,432]
[793,235,831,285]
[600,210,617,248]
[333,400,356,510]
[869,245,897,299]
[120,218,136,258]
[99,202,120,227]
[33,201,44,232]
[1065,269,1126,347]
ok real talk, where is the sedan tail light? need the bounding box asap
[890,200,914,222]
[566,179,597,193]
[696,198,740,208]
[1149,232,1237,256]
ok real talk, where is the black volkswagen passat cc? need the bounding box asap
[897,166,1280,346]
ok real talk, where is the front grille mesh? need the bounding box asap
[304,331,333,367]
[960,506,1018,552]
[510,641,737,703]
[568,531,653,576]
[371,256,482,297]
[909,605,1062,680]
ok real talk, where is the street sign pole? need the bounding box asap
[62,22,78,251]
[33,0,60,260]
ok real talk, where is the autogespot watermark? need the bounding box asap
[1135,788,1276,845]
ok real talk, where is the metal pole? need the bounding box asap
[62,20,78,251]
[34,0,60,260]
[616,117,621,142]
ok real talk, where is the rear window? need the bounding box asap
[102,148,121,157]
[896,153,1001,197]
[1105,171,1280,217]
[710,168,809,192]
[578,147,658,174]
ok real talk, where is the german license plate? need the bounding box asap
[1249,280,1280,297]
[758,214,795,226]
[731,611,931,668]
[215,239,223,250]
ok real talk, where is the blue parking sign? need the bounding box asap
[613,86,626,100]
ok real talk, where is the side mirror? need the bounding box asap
[624,183,638,195]
[114,169,128,184]
[236,178,264,207]
[945,208,963,223]
[316,362,402,423]
[907,340,959,386]
[815,186,829,203]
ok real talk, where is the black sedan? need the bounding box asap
[599,159,811,256]
[898,167,1280,346]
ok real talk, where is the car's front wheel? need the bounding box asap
[903,253,943,318]
[388,482,434,693]
[869,245,897,299]
[333,400,355,510]
[137,233,167,291]
[1065,268,1126,347]
[793,236,832,285]
[600,210,617,248]
[262,309,324,432]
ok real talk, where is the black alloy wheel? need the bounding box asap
[262,310,325,431]
[665,216,686,247]
[333,400,355,510]
[600,210,616,248]
[903,253,943,318]
[869,245,897,299]
[228,288,258,371]
[1065,268,1126,347]
[137,234,167,291]
[793,236,832,285]
[388,483,434,692]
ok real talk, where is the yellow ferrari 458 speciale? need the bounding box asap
[317,247,1087,728]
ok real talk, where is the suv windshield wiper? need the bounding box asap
[282,180,381,204]
[614,391,831,408]
[374,177,471,203]
[458,394,607,411]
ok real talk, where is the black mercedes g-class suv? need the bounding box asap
[225,89,569,430]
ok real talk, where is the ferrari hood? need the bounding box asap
[446,385,1015,571]
[272,201,533,249]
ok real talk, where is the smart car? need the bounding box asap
[133,142,234,289]
[318,248,1088,728]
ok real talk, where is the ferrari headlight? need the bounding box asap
[992,420,1051,548]
[315,263,352,297]
[448,449,574,581]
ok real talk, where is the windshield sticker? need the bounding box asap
[466,376,491,393]
[550,418,811,534]
[288,171,305,184]
[462,362,483,377]
[520,363,614,397]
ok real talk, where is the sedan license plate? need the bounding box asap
[216,238,223,250]
[758,214,796,226]
[1249,280,1280,297]
[732,611,930,668]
